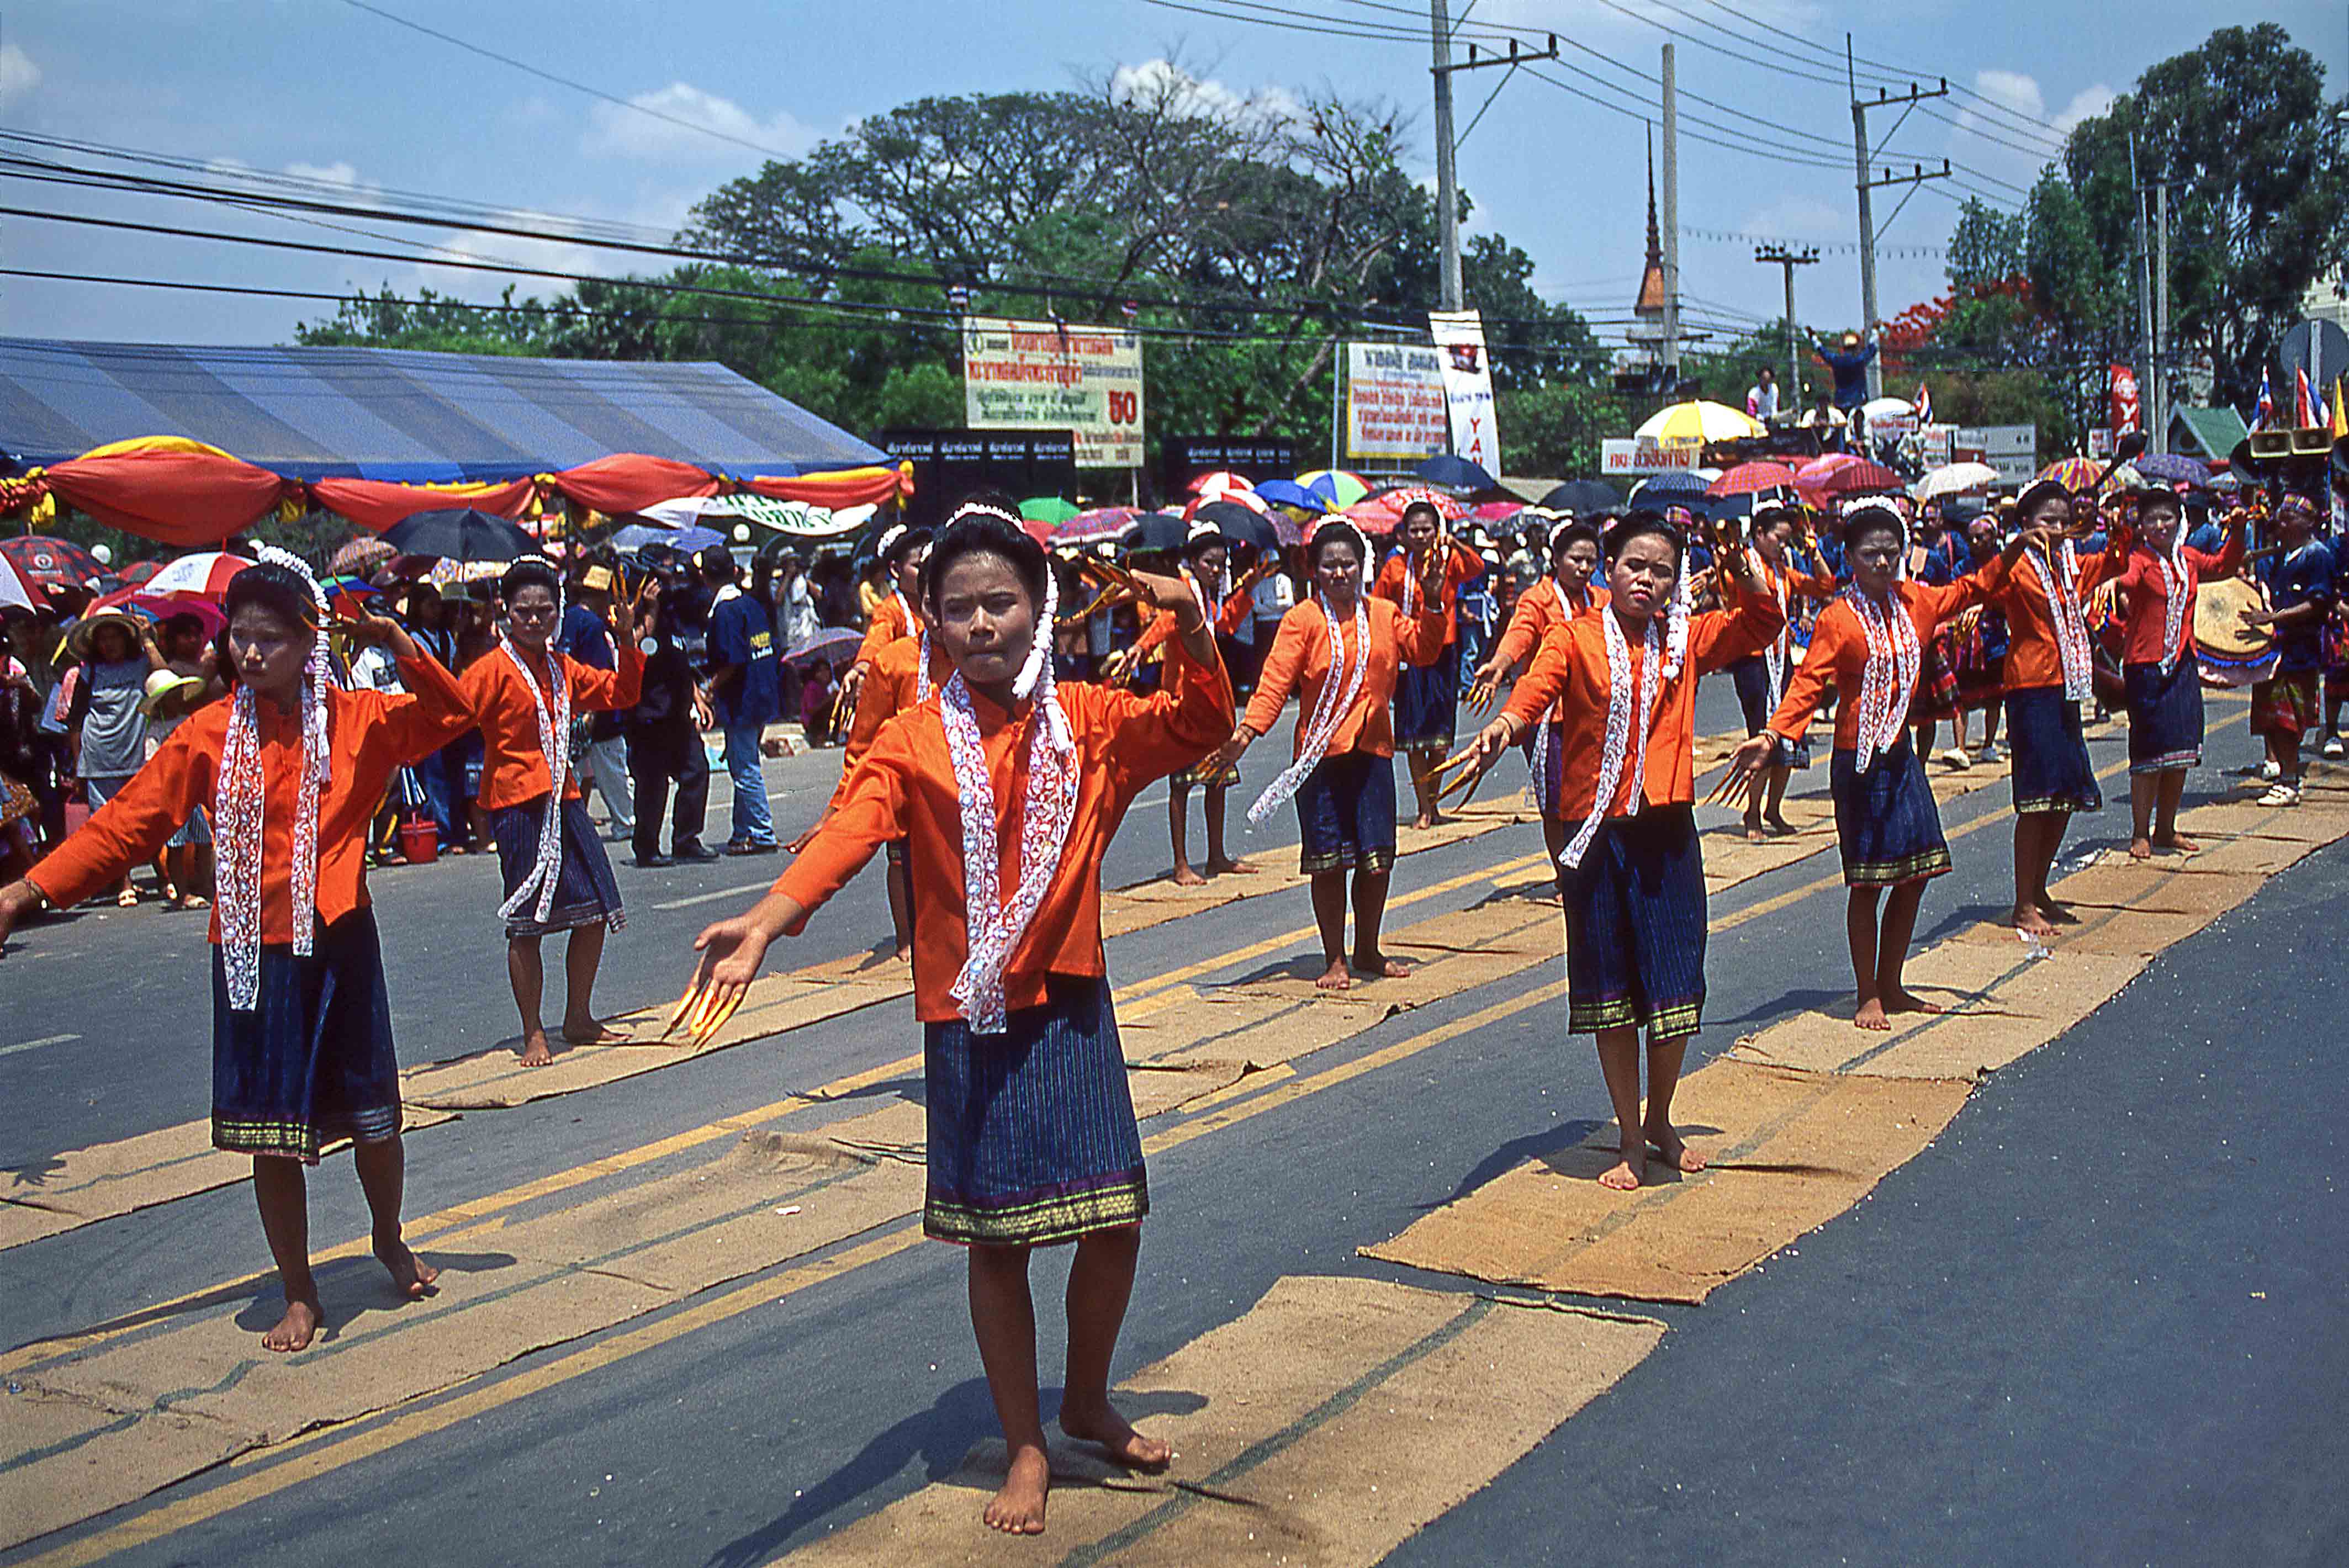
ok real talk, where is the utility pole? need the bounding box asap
[1660,44,1681,379]
[1426,19,1560,317]
[2129,134,2156,451]
[1846,37,1949,402]
[2156,181,2171,450]
[1755,243,1821,408]
[1430,0,1462,313]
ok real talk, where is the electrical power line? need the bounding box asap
[336,0,796,162]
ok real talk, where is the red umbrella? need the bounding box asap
[0,534,106,594]
[1182,486,1269,521]
[143,550,255,599]
[1707,460,1800,497]
[1347,485,1469,531]
[1803,458,1902,499]
[1185,470,1256,496]
[116,559,163,587]
[1048,507,1141,547]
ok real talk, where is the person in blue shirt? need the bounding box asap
[2246,495,2337,806]
[1812,329,1878,414]
[700,546,782,853]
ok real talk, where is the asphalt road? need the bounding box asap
[4,684,2345,1567]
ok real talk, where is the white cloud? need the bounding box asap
[285,160,364,189]
[1970,70,2114,140]
[1736,197,1844,241]
[583,82,816,163]
[1110,59,1303,126]
[0,43,38,105]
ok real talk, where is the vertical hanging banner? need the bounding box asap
[961,316,1146,468]
[1344,343,1452,463]
[2107,362,2142,435]
[1427,309,1502,474]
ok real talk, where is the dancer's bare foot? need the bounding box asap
[1765,814,1795,836]
[1743,822,1767,843]
[517,1029,553,1068]
[1644,1123,1707,1173]
[1315,959,1352,992]
[1412,811,1438,831]
[2128,836,2153,860]
[1352,950,1410,979]
[375,1240,440,1300]
[894,941,913,965]
[262,1297,322,1353]
[2038,898,2081,925]
[1883,989,1945,1016]
[1205,856,1256,876]
[2152,832,2199,853]
[984,1444,1051,1535]
[1171,864,1208,888]
[561,1016,627,1046]
[1598,1146,1644,1191]
[1854,996,1893,1031]
[2009,903,2055,939]
[1062,1401,1172,1472]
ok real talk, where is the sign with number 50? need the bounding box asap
[962,316,1147,468]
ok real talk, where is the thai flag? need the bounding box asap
[1914,380,1933,426]
[2253,368,2275,431]
[2295,367,2318,427]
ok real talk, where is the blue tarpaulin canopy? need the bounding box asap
[0,337,892,483]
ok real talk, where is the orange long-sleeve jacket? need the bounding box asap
[1241,595,1447,761]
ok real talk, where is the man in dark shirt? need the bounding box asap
[625,576,717,866]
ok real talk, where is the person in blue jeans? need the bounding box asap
[1812,327,1878,414]
[702,547,782,854]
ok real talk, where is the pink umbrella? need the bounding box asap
[1470,499,1526,522]
[86,587,229,639]
[143,550,255,600]
[1346,485,1469,531]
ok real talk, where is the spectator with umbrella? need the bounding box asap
[458,556,642,1068]
[1371,493,1484,830]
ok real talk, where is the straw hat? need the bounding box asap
[137,669,208,718]
[64,608,147,663]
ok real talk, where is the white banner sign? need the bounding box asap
[1600,437,1701,476]
[961,316,1145,468]
[1427,310,1502,474]
[1344,343,1451,463]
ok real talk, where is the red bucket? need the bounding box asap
[398,818,438,865]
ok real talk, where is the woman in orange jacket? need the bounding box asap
[1211,518,1448,991]
[0,552,472,1352]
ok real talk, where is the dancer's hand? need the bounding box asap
[607,590,634,641]
[0,878,39,957]
[1465,658,1505,716]
[1710,733,1779,806]
[1466,714,1519,777]
[1210,725,1256,774]
[1121,568,1203,629]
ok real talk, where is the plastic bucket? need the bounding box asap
[398,818,438,865]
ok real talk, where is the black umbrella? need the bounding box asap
[1539,479,1623,514]
[1118,511,1189,554]
[378,508,540,563]
[1414,453,1499,495]
[1191,499,1279,553]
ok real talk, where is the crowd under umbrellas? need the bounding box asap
[0,427,2340,1538]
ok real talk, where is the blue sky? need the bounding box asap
[1,0,2337,362]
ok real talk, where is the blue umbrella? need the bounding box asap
[1630,471,1710,503]
[1414,453,1498,494]
[1251,478,1330,513]
[611,523,725,554]
[2134,453,2210,486]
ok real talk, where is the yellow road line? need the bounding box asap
[12,752,2139,1564]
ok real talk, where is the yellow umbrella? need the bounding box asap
[1633,399,1766,447]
